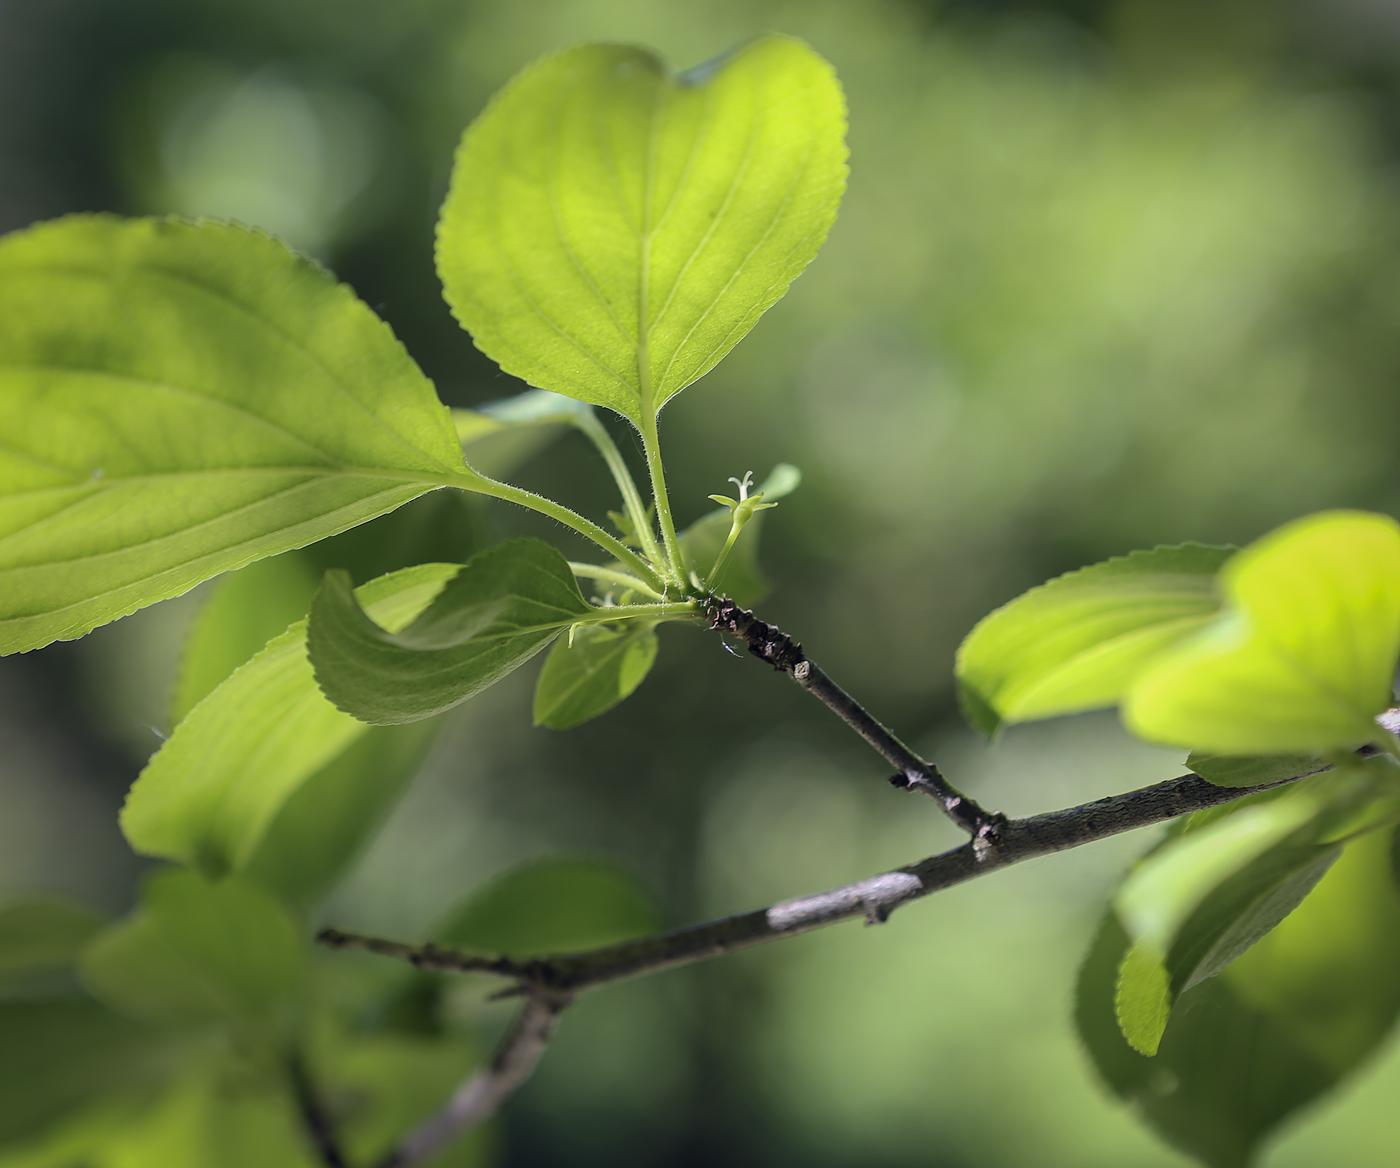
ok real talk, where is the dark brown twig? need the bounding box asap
[287,1052,348,1168]
[320,765,1308,997]
[705,598,1006,844]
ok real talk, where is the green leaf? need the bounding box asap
[1114,789,1324,959]
[1186,751,1327,789]
[1124,510,1400,754]
[432,857,662,957]
[308,538,595,725]
[0,214,475,655]
[436,37,847,423]
[80,869,306,1028]
[1110,788,1338,1055]
[0,900,105,994]
[955,544,1233,735]
[240,719,440,908]
[0,997,159,1149]
[533,621,659,729]
[171,553,321,724]
[1078,829,1400,1168]
[1114,943,1173,1057]
[123,563,457,878]
[679,463,801,606]
[308,1019,486,1168]
[451,391,588,481]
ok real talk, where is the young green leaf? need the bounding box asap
[431,857,662,957]
[80,869,307,1028]
[308,538,596,725]
[0,214,475,655]
[1124,511,1400,754]
[436,37,847,423]
[533,621,659,730]
[955,544,1233,735]
[1078,829,1400,1168]
[123,563,458,878]
[679,463,801,606]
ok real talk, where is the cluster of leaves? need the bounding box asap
[3,26,1400,1168]
[0,36,844,1165]
[957,509,1400,1166]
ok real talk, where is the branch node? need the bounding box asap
[972,812,1008,861]
[863,902,893,925]
[888,773,911,789]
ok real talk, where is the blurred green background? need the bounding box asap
[6,0,1400,1164]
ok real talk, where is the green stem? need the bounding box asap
[704,523,743,592]
[568,562,666,601]
[639,411,689,586]
[478,478,665,592]
[570,412,665,569]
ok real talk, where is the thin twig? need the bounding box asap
[377,993,570,1168]
[320,765,1311,996]
[705,598,1006,843]
[287,1052,349,1168]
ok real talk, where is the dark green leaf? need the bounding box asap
[308,538,595,725]
[1186,751,1326,789]
[0,997,160,1148]
[955,544,1232,736]
[1079,829,1400,1168]
[0,900,105,994]
[80,868,307,1028]
[0,215,478,654]
[436,38,847,423]
[433,858,662,957]
[533,622,659,730]
[124,563,457,877]
[679,463,801,607]
[1125,511,1400,753]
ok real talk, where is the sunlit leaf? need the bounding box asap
[1108,785,1349,1055]
[171,553,320,724]
[436,37,847,423]
[308,538,594,725]
[241,718,440,908]
[955,544,1232,735]
[1114,789,1323,960]
[533,621,659,729]
[0,214,474,654]
[80,869,306,1028]
[1078,829,1400,1168]
[123,563,457,878]
[432,857,662,957]
[1124,511,1400,753]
